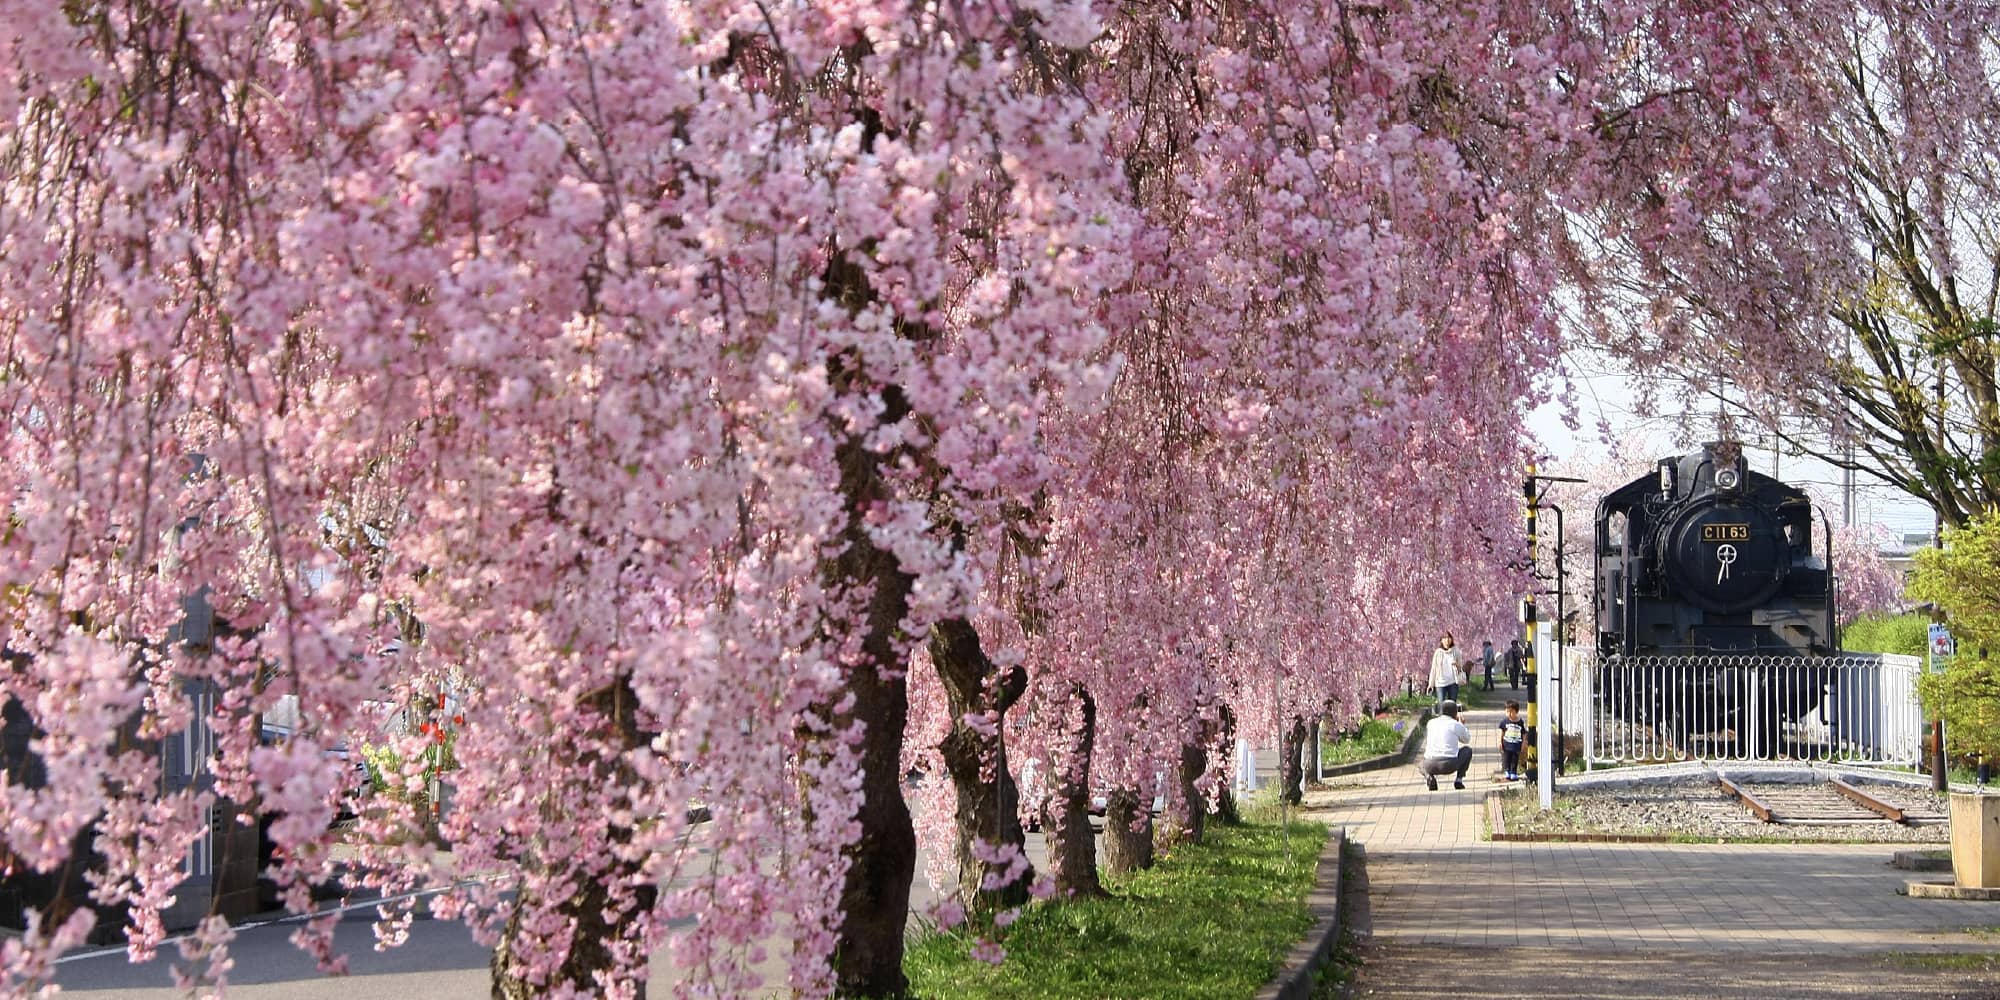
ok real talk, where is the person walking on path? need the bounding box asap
[1499,700,1527,781]
[1480,639,1496,691]
[1417,700,1473,790]
[1505,639,1523,689]
[1429,634,1463,709]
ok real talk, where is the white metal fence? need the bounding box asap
[1580,653,1924,767]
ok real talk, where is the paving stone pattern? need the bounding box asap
[1308,702,2000,999]
[1354,947,1999,1000]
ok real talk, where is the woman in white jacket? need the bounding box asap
[1429,634,1463,708]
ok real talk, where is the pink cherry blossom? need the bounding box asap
[0,2,1989,997]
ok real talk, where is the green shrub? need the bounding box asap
[361,732,458,801]
[1840,612,1929,657]
[1909,513,2000,763]
[1917,657,2000,764]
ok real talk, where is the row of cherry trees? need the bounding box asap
[1,1,1989,998]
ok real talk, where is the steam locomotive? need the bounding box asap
[1593,441,1837,753]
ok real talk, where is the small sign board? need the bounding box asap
[1928,622,1955,670]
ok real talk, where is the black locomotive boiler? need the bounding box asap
[1593,441,1837,755]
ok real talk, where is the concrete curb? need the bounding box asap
[1903,879,2000,900]
[1253,826,1346,1000]
[1317,711,1432,779]
[1490,832,1674,843]
[1890,849,1952,872]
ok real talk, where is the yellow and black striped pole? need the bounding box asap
[1523,464,1538,779]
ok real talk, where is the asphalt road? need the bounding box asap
[47,814,1122,997]
[54,910,494,999]
[48,757,1284,998]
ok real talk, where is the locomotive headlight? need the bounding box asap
[1715,468,1740,491]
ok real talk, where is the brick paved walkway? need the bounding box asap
[1305,701,2000,998]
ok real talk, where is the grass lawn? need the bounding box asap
[904,817,1328,1000]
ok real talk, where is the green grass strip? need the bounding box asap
[1319,717,1408,764]
[904,818,1328,1000]
[1887,951,2000,972]
[1377,690,1434,713]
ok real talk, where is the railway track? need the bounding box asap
[1716,773,1949,826]
[1853,779,1951,824]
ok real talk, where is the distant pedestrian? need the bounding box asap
[1418,701,1473,791]
[1480,639,1496,691]
[1499,700,1527,781]
[1429,634,1463,709]
[1505,640,1523,689]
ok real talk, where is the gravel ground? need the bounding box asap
[1502,778,1950,842]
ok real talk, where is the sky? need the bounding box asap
[1525,364,1942,545]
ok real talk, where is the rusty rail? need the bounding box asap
[1717,775,1775,823]
[1830,777,1906,823]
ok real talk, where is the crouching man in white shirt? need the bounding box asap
[1417,701,1473,791]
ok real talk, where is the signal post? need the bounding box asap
[1524,465,1585,810]
[1522,465,1539,788]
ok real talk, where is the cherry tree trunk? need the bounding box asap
[1280,716,1307,806]
[821,338,920,998]
[1307,718,1323,785]
[931,617,1033,911]
[1102,789,1154,874]
[1213,703,1242,826]
[1165,736,1207,846]
[492,877,653,1000]
[824,553,917,995]
[492,682,654,999]
[1044,685,1106,899]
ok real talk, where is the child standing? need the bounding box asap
[1499,701,1527,781]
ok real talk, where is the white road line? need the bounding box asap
[54,881,495,965]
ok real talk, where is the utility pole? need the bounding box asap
[1842,439,1856,528]
[1932,369,1948,792]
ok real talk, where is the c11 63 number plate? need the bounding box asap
[1701,523,1750,542]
